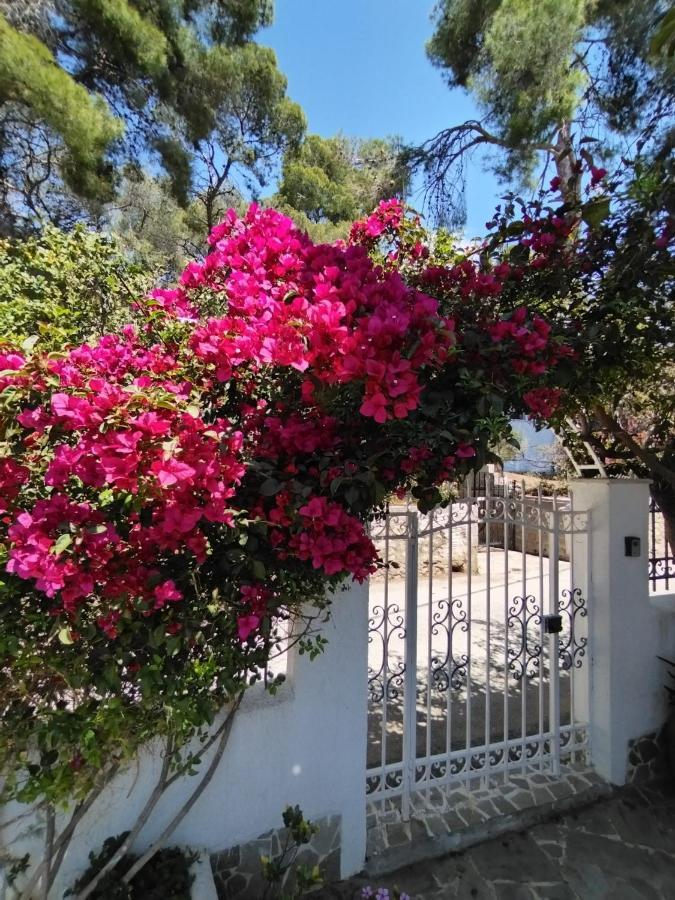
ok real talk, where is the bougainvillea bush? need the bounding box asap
[0,201,574,892]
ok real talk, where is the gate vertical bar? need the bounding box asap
[484,476,492,784]
[465,498,474,786]
[445,502,454,770]
[519,490,527,772]
[380,510,391,787]
[502,492,510,773]
[425,511,434,796]
[402,512,418,820]
[568,488,576,763]
[548,494,561,775]
[537,484,545,770]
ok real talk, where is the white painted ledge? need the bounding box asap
[650,592,675,613]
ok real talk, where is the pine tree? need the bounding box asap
[274,134,410,241]
[416,0,674,220]
[0,1,304,233]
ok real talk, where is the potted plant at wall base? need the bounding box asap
[66,836,197,900]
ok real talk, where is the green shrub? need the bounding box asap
[0,225,151,349]
[67,833,197,900]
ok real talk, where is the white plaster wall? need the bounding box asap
[0,580,369,898]
[571,479,675,784]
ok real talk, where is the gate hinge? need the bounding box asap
[543,614,563,635]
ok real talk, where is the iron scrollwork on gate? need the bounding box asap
[429,596,469,691]
[558,587,587,670]
[367,602,406,704]
[507,594,543,680]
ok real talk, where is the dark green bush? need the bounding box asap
[67,833,197,900]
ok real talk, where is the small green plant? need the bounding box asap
[261,806,324,899]
[67,833,197,899]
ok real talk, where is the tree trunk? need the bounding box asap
[553,121,582,207]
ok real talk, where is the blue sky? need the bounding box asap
[261,0,503,236]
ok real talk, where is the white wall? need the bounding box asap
[0,580,369,898]
[5,481,674,897]
[572,479,675,784]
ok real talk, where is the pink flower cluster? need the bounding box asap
[178,205,454,426]
[6,495,117,610]
[488,308,572,377]
[0,202,569,647]
[349,198,405,243]
[0,457,28,514]
[523,387,563,419]
[289,496,378,581]
[237,584,273,641]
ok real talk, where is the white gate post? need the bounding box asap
[548,500,561,775]
[570,478,660,784]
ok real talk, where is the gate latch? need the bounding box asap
[543,614,563,635]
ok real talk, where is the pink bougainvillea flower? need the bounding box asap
[0,352,25,370]
[237,614,261,642]
[153,580,183,609]
[523,388,562,419]
[456,444,476,459]
[360,392,389,424]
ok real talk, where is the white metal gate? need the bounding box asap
[366,482,591,817]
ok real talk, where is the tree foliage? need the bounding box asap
[0,1,304,233]
[274,134,410,241]
[0,11,121,230]
[419,0,674,218]
[0,225,151,348]
[109,175,205,276]
[429,0,586,155]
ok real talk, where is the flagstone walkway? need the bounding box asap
[319,779,675,899]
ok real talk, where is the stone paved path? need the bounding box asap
[319,780,675,899]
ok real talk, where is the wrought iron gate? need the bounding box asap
[366,483,590,817]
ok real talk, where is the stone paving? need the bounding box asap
[211,814,341,899]
[318,779,675,899]
[365,765,608,876]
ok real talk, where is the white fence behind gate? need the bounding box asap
[367,484,590,817]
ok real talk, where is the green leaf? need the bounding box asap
[51,534,72,556]
[345,486,360,506]
[503,220,525,237]
[509,242,530,265]
[21,334,40,353]
[581,196,611,230]
[259,478,282,496]
[58,628,74,645]
[651,8,675,57]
